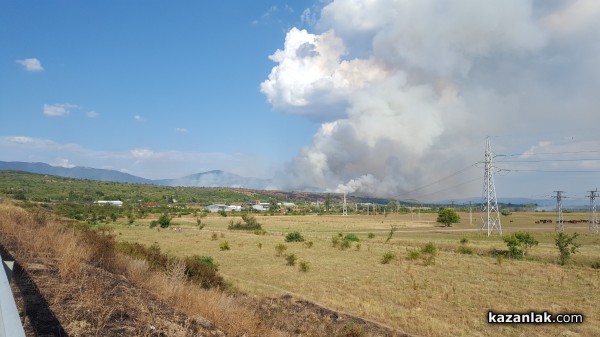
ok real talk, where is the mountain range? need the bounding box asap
[0,161,274,189]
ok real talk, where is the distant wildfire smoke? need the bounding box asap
[262,0,600,200]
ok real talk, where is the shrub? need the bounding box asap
[555,232,580,265]
[275,243,287,256]
[285,254,297,266]
[285,231,305,242]
[219,241,230,251]
[385,225,397,243]
[183,255,224,289]
[367,232,375,239]
[303,241,314,248]
[591,261,600,269]
[228,213,262,230]
[343,233,360,242]
[381,251,396,264]
[254,229,267,235]
[503,232,538,259]
[331,236,340,247]
[407,249,421,260]
[457,246,474,255]
[299,260,310,272]
[257,243,263,249]
[211,233,218,241]
[218,210,227,217]
[158,214,171,228]
[421,242,438,255]
[337,323,364,337]
[339,239,352,250]
[460,237,469,245]
[355,243,361,251]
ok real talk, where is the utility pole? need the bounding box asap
[554,191,565,233]
[589,190,598,234]
[469,201,473,225]
[480,138,502,236]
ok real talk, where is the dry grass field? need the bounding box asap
[116,211,600,337]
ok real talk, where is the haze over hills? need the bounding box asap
[0,161,274,190]
[1,160,591,208]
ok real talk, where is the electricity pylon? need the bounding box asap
[480,139,502,236]
[589,190,598,234]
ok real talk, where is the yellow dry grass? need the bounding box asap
[117,212,600,337]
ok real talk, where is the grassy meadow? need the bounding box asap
[114,211,600,337]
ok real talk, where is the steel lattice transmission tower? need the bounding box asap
[554,191,565,233]
[480,139,502,236]
[589,190,598,234]
[342,192,348,216]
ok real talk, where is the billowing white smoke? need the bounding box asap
[262,0,600,199]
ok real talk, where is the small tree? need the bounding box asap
[503,232,538,259]
[555,232,581,265]
[158,214,171,228]
[437,208,460,227]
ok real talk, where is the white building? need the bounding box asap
[95,200,123,207]
[206,204,242,213]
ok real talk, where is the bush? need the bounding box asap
[183,255,224,289]
[299,260,310,272]
[219,241,230,251]
[460,237,469,245]
[355,243,361,251]
[503,232,538,259]
[285,231,305,242]
[343,233,360,242]
[381,251,396,264]
[331,236,340,247]
[407,249,421,260]
[254,229,267,235]
[285,254,297,266]
[211,233,218,241]
[555,232,580,265]
[591,261,600,269]
[367,232,375,239]
[275,243,287,256]
[303,241,314,248]
[337,323,364,337]
[421,242,438,255]
[339,239,352,250]
[158,214,171,228]
[228,213,262,230]
[457,246,474,255]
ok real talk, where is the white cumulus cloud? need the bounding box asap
[43,103,77,117]
[16,58,44,72]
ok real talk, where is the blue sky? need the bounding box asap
[1,1,318,176]
[2,1,600,202]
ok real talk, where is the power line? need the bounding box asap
[496,158,600,163]
[496,168,600,173]
[394,164,478,199]
[498,150,600,157]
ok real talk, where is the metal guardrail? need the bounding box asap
[0,255,26,337]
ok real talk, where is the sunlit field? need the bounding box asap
[116,211,600,337]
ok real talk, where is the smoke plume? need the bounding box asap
[262,0,600,200]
